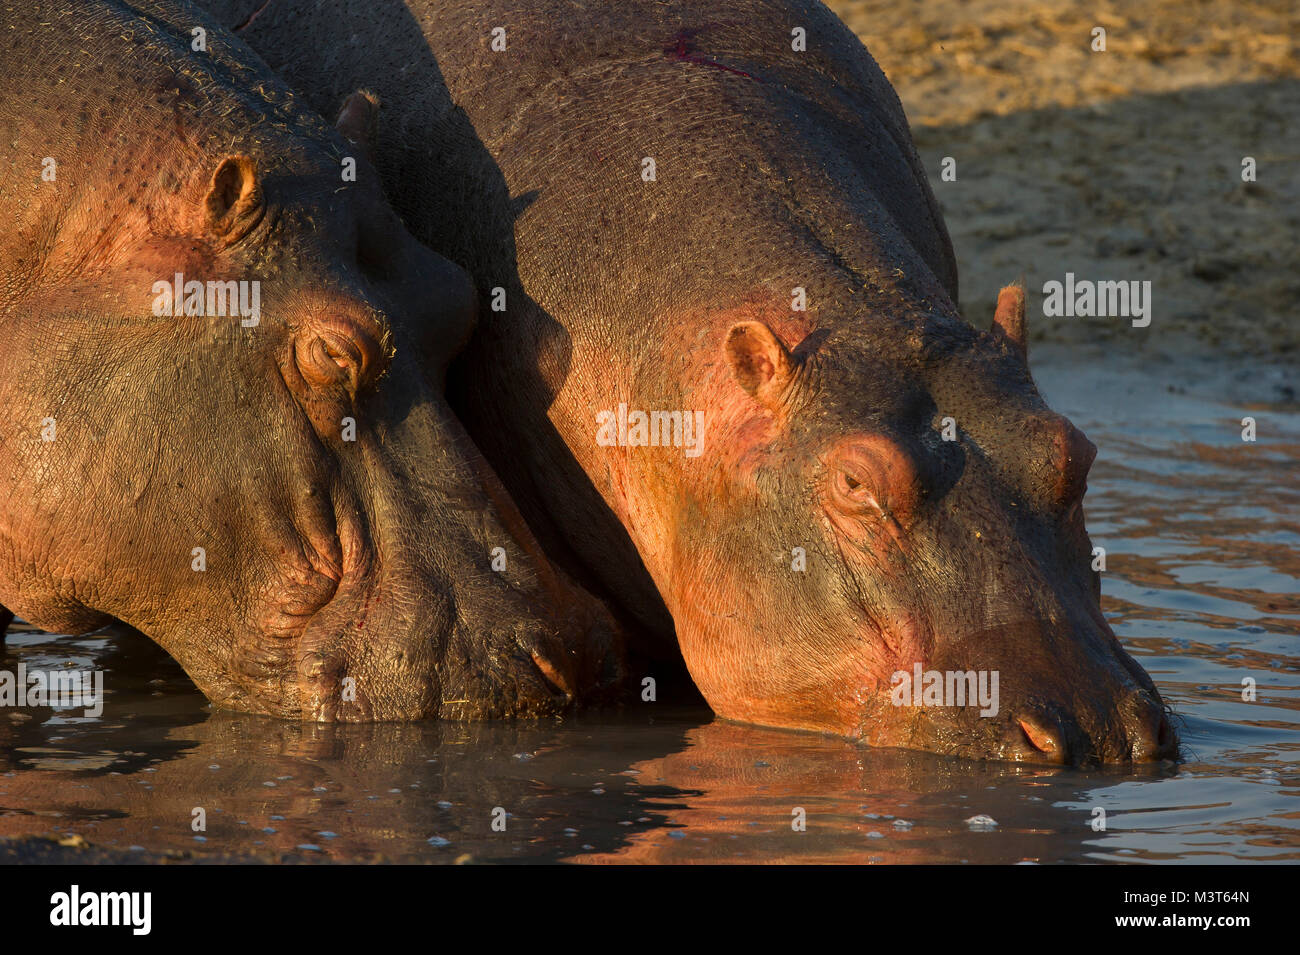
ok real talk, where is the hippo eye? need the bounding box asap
[833,466,884,516]
[297,330,366,391]
[824,436,922,530]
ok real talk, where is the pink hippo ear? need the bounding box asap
[991,282,1027,359]
[724,321,795,411]
[335,89,380,150]
[203,154,264,244]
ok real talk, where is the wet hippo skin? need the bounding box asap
[220,0,1177,761]
[0,0,625,721]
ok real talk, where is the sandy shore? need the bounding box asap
[828,0,1298,391]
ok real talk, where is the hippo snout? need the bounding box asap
[1011,690,1177,765]
[873,615,1182,766]
[1122,690,1180,762]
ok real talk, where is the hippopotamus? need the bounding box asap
[0,0,623,720]
[205,0,1177,763]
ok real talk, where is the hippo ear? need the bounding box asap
[724,321,794,410]
[335,89,380,150]
[991,282,1027,359]
[203,154,263,242]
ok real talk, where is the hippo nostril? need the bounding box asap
[1127,692,1179,761]
[1016,714,1068,764]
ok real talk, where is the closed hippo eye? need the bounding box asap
[297,333,354,388]
[295,322,385,392]
[319,329,363,371]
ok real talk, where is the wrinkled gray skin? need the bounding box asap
[0,0,624,720]
[207,0,1177,763]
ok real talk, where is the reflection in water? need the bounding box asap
[1,357,1296,863]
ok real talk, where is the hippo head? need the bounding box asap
[671,286,1175,764]
[0,89,621,719]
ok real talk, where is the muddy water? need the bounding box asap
[1,356,1296,864]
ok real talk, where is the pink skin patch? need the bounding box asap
[663,29,758,80]
[233,0,273,32]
